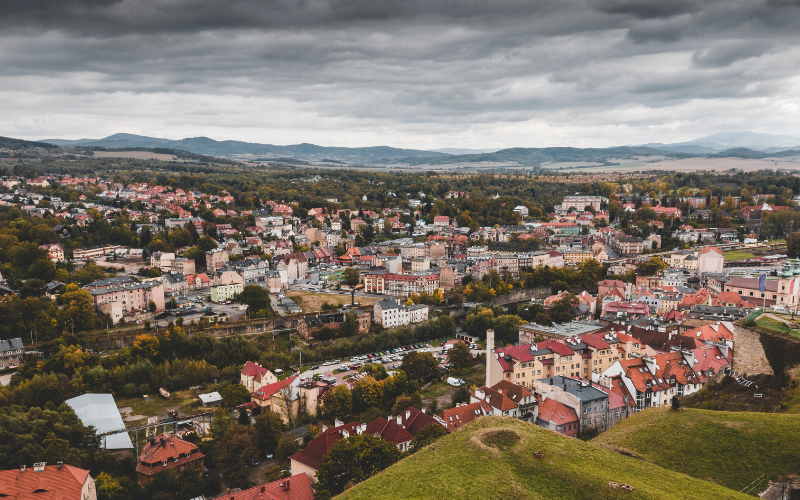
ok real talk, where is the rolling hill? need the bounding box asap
[392,146,688,167]
[0,136,57,150]
[593,406,800,493]
[642,131,800,153]
[338,416,751,500]
[40,133,449,163]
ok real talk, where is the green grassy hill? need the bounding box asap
[338,416,750,500]
[594,406,800,492]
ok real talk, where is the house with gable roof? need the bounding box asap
[136,433,204,485]
[289,422,364,483]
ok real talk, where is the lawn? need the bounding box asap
[753,316,800,340]
[594,406,800,492]
[723,250,757,261]
[340,416,750,500]
[285,291,379,313]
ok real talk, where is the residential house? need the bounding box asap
[250,376,319,425]
[0,463,97,500]
[136,433,204,485]
[439,401,491,433]
[373,299,429,327]
[536,396,580,437]
[241,361,278,393]
[289,422,364,483]
[0,338,24,370]
[210,270,244,303]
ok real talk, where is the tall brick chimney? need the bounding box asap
[486,329,495,387]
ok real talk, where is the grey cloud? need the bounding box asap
[692,41,775,68]
[625,14,693,43]
[1,0,800,147]
[592,0,699,19]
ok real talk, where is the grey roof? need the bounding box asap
[86,281,161,296]
[164,273,186,284]
[0,338,23,351]
[198,392,222,404]
[85,276,134,288]
[65,393,133,450]
[376,299,400,310]
[538,375,607,403]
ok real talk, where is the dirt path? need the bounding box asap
[422,385,457,408]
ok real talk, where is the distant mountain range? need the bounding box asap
[641,131,800,154]
[40,133,449,163]
[2,130,796,167]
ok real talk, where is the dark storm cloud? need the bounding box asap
[1,0,799,147]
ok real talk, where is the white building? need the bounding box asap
[374,299,429,327]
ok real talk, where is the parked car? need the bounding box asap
[446,377,462,387]
[310,365,320,370]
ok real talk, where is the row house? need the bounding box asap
[361,270,440,297]
[229,257,270,283]
[607,233,644,257]
[274,253,309,280]
[601,344,730,412]
[471,380,537,421]
[487,329,647,388]
[532,375,628,434]
[206,248,229,273]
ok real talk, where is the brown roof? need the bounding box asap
[439,402,490,433]
[475,386,518,411]
[392,406,443,436]
[364,417,413,444]
[136,433,204,477]
[289,422,361,471]
[536,397,578,425]
[219,474,314,500]
[490,380,533,406]
[0,464,90,499]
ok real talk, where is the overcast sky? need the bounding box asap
[2,0,800,149]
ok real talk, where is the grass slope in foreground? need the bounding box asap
[338,416,749,500]
[594,406,800,492]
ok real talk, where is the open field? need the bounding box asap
[285,291,379,312]
[340,416,750,500]
[594,406,800,492]
[92,150,178,160]
[115,389,204,426]
[724,250,757,261]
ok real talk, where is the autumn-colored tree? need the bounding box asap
[322,384,352,423]
[132,334,160,359]
[215,425,258,487]
[60,284,96,331]
[448,342,473,371]
[316,435,402,496]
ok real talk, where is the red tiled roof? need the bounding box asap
[490,380,533,406]
[136,433,204,476]
[474,386,518,411]
[536,397,578,425]
[364,417,413,444]
[395,406,443,436]
[289,422,361,470]
[230,474,314,500]
[251,376,297,401]
[0,464,90,499]
[439,401,489,432]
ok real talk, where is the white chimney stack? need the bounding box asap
[486,329,495,387]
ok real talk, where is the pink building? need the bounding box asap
[87,281,165,314]
[697,246,724,274]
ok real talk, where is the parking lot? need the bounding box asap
[300,341,486,378]
[154,293,249,325]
